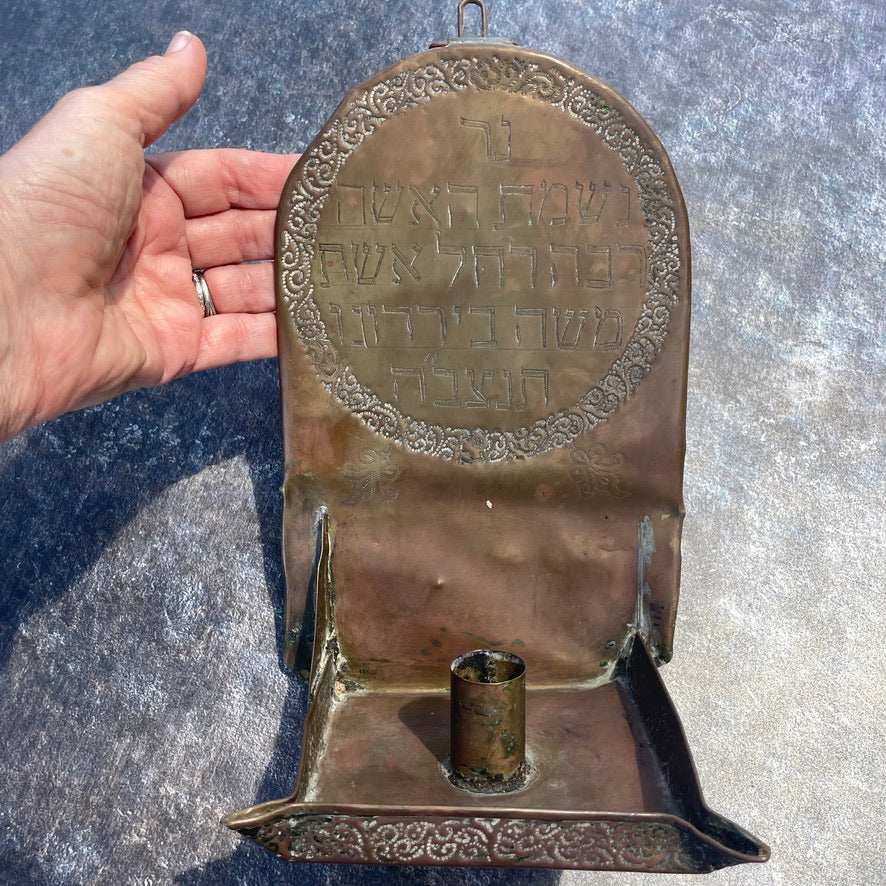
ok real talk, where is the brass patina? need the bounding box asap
[224,1,769,872]
[450,649,529,792]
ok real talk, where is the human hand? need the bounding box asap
[0,32,298,442]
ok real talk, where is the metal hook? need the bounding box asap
[457,0,489,38]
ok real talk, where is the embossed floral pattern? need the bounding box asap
[341,446,401,504]
[568,440,630,499]
[252,814,697,872]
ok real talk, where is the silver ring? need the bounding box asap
[192,269,217,318]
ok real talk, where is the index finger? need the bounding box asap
[147,148,299,217]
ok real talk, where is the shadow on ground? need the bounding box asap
[0,360,559,886]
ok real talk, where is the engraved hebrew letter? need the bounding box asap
[447,183,480,229]
[464,369,494,408]
[515,306,547,348]
[537,181,568,226]
[390,367,426,402]
[409,184,442,226]
[391,243,422,284]
[594,306,624,351]
[616,184,631,227]
[473,246,505,288]
[508,245,537,290]
[617,243,647,282]
[553,308,589,349]
[336,183,366,225]
[459,117,492,157]
[576,181,610,224]
[381,305,414,343]
[352,242,386,285]
[366,303,380,345]
[494,184,534,229]
[469,306,496,348]
[459,116,511,160]
[328,303,344,345]
[370,181,403,224]
[350,304,368,347]
[516,368,550,411]
[550,245,580,287]
[418,306,448,345]
[435,232,468,287]
[318,243,349,287]
[583,245,612,289]
[431,364,460,408]
[496,117,513,161]
[496,369,514,410]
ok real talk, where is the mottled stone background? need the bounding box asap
[0,1,882,884]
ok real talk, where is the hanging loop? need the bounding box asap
[457,0,489,38]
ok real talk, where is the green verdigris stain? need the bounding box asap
[501,731,519,757]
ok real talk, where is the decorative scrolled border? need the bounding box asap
[279,52,682,464]
[249,814,698,872]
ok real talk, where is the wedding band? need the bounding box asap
[192,269,217,318]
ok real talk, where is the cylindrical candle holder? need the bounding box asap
[450,649,527,792]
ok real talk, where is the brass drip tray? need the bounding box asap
[226,634,766,871]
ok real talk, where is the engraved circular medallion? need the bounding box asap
[278,49,686,463]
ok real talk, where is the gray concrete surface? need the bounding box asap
[0,1,883,884]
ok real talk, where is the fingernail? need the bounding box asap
[164,31,193,55]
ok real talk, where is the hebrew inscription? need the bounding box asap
[280,55,683,462]
[309,89,651,435]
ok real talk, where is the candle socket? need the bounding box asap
[449,649,528,793]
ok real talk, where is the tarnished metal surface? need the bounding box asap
[225,634,767,871]
[225,1,767,872]
[276,29,690,692]
[450,649,528,790]
[5,0,880,882]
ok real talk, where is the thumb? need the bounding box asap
[102,31,208,148]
